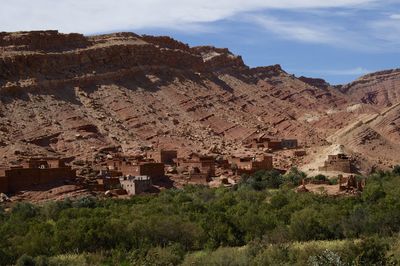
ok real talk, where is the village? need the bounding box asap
[0,133,363,203]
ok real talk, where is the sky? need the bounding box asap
[1,0,399,84]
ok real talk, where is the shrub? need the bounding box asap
[284,167,307,186]
[313,174,328,182]
[143,245,185,266]
[16,254,35,266]
[308,249,345,266]
[240,170,283,190]
[11,203,38,220]
[182,247,249,266]
[354,237,389,265]
[290,208,330,241]
[393,165,400,176]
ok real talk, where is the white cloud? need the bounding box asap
[0,0,376,34]
[389,14,400,19]
[369,15,400,47]
[246,14,376,51]
[293,67,372,76]
[249,15,339,44]
[319,67,372,75]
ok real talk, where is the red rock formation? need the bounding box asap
[0,30,398,174]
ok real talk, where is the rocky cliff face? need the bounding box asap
[0,31,399,172]
[340,69,400,107]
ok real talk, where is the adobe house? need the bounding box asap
[229,154,273,174]
[188,172,210,184]
[245,134,282,150]
[119,175,152,195]
[148,150,177,165]
[95,177,121,191]
[0,158,76,194]
[21,157,67,169]
[243,132,299,151]
[319,154,352,173]
[176,153,216,179]
[106,156,165,181]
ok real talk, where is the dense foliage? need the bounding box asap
[1,167,400,265]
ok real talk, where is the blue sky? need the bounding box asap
[1,0,399,84]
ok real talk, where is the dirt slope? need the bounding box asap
[0,30,399,173]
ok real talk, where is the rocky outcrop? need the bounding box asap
[0,32,206,87]
[141,35,191,51]
[299,76,330,90]
[0,30,88,52]
[340,69,400,107]
[192,46,248,73]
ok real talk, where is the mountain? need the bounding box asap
[0,30,399,173]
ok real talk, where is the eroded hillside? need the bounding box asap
[0,30,399,172]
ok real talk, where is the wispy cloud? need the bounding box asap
[0,0,377,34]
[0,0,398,53]
[246,14,375,51]
[248,15,341,45]
[299,67,372,76]
[389,14,400,19]
[368,13,400,49]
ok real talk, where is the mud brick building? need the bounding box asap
[106,156,165,181]
[119,175,152,195]
[148,150,177,165]
[245,135,282,150]
[0,158,76,194]
[229,154,273,174]
[319,154,352,173]
[95,177,121,191]
[176,153,216,179]
[244,134,298,151]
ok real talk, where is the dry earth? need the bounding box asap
[0,30,399,177]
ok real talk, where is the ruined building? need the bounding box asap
[339,175,365,192]
[244,134,298,151]
[0,158,76,194]
[319,154,352,173]
[105,156,165,181]
[229,154,273,174]
[94,177,121,191]
[176,153,216,183]
[148,150,178,165]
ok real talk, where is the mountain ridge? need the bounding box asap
[0,30,399,173]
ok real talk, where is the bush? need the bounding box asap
[362,183,386,203]
[11,203,38,220]
[313,174,328,182]
[284,167,307,186]
[1,169,400,265]
[182,247,249,266]
[240,170,283,190]
[34,256,49,266]
[290,208,330,241]
[393,165,400,176]
[16,254,35,266]
[308,249,345,266]
[329,178,339,185]
[145,245,185,266]
[354,237,390,265]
